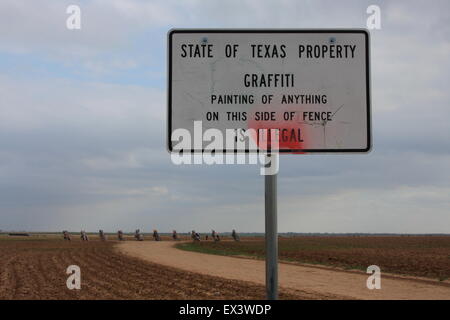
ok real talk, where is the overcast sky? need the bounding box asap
[0,0,449,233]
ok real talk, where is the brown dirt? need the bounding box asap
[0,239,327,300]
[118,241,450,300]
[193,236,450,280]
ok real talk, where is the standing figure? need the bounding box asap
[118,230,124,241]
[172,230,178,241]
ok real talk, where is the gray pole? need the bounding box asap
[265,153,278,300]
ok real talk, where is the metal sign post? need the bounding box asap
[167,29,371,301]
[265,153,278,300]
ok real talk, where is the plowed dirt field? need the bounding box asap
[0,239,321,300]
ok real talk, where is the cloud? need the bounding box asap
[0,0,179,55]
[0,75,165,130]
[279,185,450,234]
[0,0,449,233]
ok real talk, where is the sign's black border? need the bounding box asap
[167,29,371,153]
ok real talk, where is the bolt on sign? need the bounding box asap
[168,29,371,153]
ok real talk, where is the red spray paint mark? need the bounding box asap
[247,105,310,153]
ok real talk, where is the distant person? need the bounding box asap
[118,230,124,241]
[172,230,178,241]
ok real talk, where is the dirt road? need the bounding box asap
[118,241,450,300]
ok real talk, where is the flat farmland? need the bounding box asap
[1,235,449,300]
[0,237,305,300]
[177,236,450,281]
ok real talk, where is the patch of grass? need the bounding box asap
[175,242,265,259]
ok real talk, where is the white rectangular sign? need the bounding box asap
[168,29,371,153]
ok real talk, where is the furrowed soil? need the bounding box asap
[0,238,312,300]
